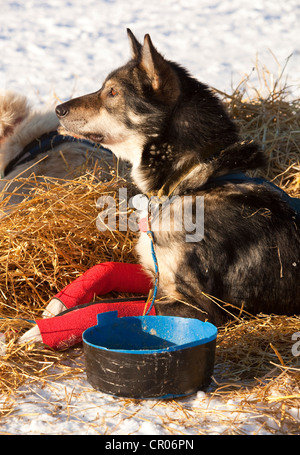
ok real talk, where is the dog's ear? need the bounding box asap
[140,34,180,102]
[141,34,163,91]
[127,28,142,60]
[0,91,29,139]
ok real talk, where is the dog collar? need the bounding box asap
[140,171,300,232]
[3,130,101,177]
[205,172,300,219]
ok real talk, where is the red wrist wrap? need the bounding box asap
[55,262,153,309]
[36,300,155,350]
[35,262,154,350]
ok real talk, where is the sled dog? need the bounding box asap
[0,91,113,206]
[55,29,300,325]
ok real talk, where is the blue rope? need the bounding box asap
[0,317,35,324]
[145,229,159,316]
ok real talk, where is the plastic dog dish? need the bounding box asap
[82,311,217,399]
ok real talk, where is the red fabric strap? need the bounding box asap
[55,262,153,309]
[36,300,155,350]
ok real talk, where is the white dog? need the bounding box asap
[0,91,113,207]
[0,91,114,344]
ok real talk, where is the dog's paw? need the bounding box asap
[42,298,67,318]
[18,325,42,345]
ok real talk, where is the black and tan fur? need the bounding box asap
[55,30,300,326]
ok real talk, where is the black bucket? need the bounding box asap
[82,311,217,399]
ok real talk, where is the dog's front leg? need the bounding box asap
[154,296,227,327]
[154,299,208,321]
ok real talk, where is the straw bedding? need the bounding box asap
[0,62,299,433]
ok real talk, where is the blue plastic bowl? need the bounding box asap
[83,311,217,399]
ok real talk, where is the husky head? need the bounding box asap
[56,30,240,192]
[56,30,181,167]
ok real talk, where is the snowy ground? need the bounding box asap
[0,0,300,436]
[1,353,299,436]
[1,0,300,106]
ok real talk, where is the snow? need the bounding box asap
[1,0,300,105]
[0,371,294,435]
[1,0,300,436]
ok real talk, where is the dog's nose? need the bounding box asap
[55,103,69,118]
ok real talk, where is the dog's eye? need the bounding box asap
[109,88,118,97]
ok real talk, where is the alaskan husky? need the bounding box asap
[55,29,300,326]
